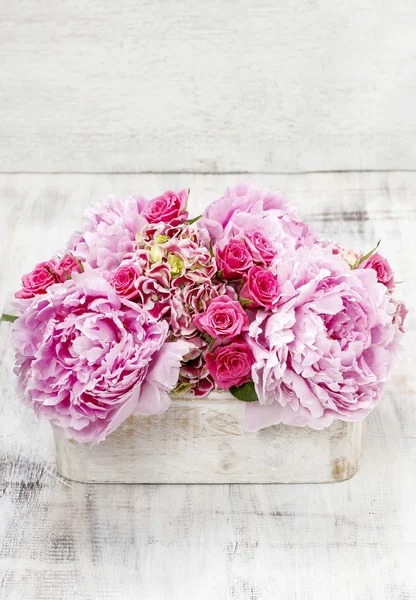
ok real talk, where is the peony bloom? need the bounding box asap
[205,340,254,390]
[245,247,402,431]
[12,272,188,444]
[194,295,249,340]
[392,301,408,333]
[142,189,188,224]
[361,252,395,290]
[199,182,316,254]
[15,259,59,299]
[240,265,280,310]
[66,195,148,273]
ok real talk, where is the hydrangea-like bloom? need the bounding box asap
[67,195,148,273]
[12,272,188,443]
[245,247,402,430]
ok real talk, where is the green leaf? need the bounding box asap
[184,214,202,226]
[1,313,18,323]
[238,297,253,308]
[230,381,258,402]
[353,239,381,269]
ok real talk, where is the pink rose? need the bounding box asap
[361,252,394,290]
[15,259,58,299]
[205,340,254,390]
[142,189,188,224]
[55,254,84,282]
[194,296,249,340]
[246,231,275,265]
[216,239,253,280]
[109,262,142,300]
[240,265,280,310]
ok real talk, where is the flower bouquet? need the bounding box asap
[3,183,407,483]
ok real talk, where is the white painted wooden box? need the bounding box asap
[55,392,363,484]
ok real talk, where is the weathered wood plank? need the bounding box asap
[1,2,416,173]
[0,172,415,599]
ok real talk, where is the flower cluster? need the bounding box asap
[8,183,406,443]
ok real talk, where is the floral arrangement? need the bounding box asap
[2,183,407,444]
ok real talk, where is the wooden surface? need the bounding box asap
[1,2,416,173]
[0,172,415,599]
[55,396,363,484]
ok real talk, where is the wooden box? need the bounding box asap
[55,392,363,484]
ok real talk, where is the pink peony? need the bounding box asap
[240,265,280,310]
[216,239,253,279]
[66,195,148,273]
[205,340,254,390]
[55,254,84,282]
[245,247,402,431]
[142,189,188,224]
[199,182,316,254]
[194,295,249,340]
[12,272,188,444]
[393,301,408,333]
[15,259,59,299]
[361,252,395,290]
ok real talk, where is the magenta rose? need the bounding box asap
[15,259,59,299]
[109,262,142,300]
[361,252,394,290]
[246,231,275,265]
[216,239,253,279]
[142,189,188,224]
[55,254,84,282]
[240,265,279,310]
[205,340,254,390]
[194,296,249,340]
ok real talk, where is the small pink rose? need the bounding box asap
[55,254,84,282]
[109,262,142,300]
[205,339,254,390]
[361,252,394,290]
[246,231,275,265]
[194,296,249,340]
[142,190,188,224]
[216,239,253,280]
[15,259,58,299]
[240,265,279,310]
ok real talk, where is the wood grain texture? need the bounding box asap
[55,396,363,484]
[0,172,415,599]
[1,2,416,173]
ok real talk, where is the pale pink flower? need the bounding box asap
[12,272,187,444]
[245,247,402,430]
[67,195,148,273]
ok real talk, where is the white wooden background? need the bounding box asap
[0,172,415,599]
[1,1,416,173]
